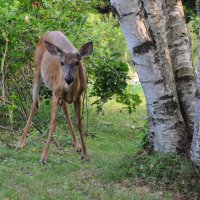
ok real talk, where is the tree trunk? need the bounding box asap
[111,0,188,152]
[190,0,200,167]
[161,0,195,141]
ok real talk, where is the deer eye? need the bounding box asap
[75,61,79,66]
[60,61,64,66]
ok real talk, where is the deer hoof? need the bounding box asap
[76,148,81,153]
[73,142,82,153]
[16,142,25,150]
[81,154,90,161]
[39,159,47,165]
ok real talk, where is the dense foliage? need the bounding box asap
[0,0,141,129]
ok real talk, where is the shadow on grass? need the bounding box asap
[103,149,200,199]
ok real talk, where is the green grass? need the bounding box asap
[0,84,200,200]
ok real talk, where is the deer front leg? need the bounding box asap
[40,95,59,164]
[62,101,81,152]
[74,97,90,161]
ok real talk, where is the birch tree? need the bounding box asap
[111,0,188,152]
[162,0,195,139]
[190,1,200,167]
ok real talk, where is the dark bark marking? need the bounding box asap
[150,131,154,136]
[152,117,165,125]
[154,53,159,64]
[154,79,164,85]
[141,1,148,19]
[153,99,178,116]
[111,6,121,20]
[153,101,158,105]
[133,41,155,55]
[168,121,184,130]
[122,12,134,17]
[195,89,200,99]
[158,94,173,101]
[163,100,178,115]
[175,75,195,82]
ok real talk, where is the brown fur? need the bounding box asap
[34,31,87,102]
[17,31,92,163]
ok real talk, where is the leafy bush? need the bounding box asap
[88,52,141,113]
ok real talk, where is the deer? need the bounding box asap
[17,31,93,164]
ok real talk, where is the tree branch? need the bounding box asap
[1,31,8,101]
[0,97,44,134]
[0,125,19,133]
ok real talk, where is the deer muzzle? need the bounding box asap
[65,75,74,85]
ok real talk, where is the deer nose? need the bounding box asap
[65,75,74,85]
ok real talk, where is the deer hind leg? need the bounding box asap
[74,97,90,161]
[33,72,42,109]
[17,75,42,149]
[62,101,81,152]
[40,95,59,164]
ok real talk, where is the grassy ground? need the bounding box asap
[0,84,200,200]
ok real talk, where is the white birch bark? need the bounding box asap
[160,0,195,140]
[111,0,187,152]
[190,0,200,167]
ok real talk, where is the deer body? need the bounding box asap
[17,31,93,163]
[36,31,87,102]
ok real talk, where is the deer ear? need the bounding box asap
[78,42,93,58]
[44,41,63,57]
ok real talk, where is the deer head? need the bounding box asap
[44,41,93,85]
